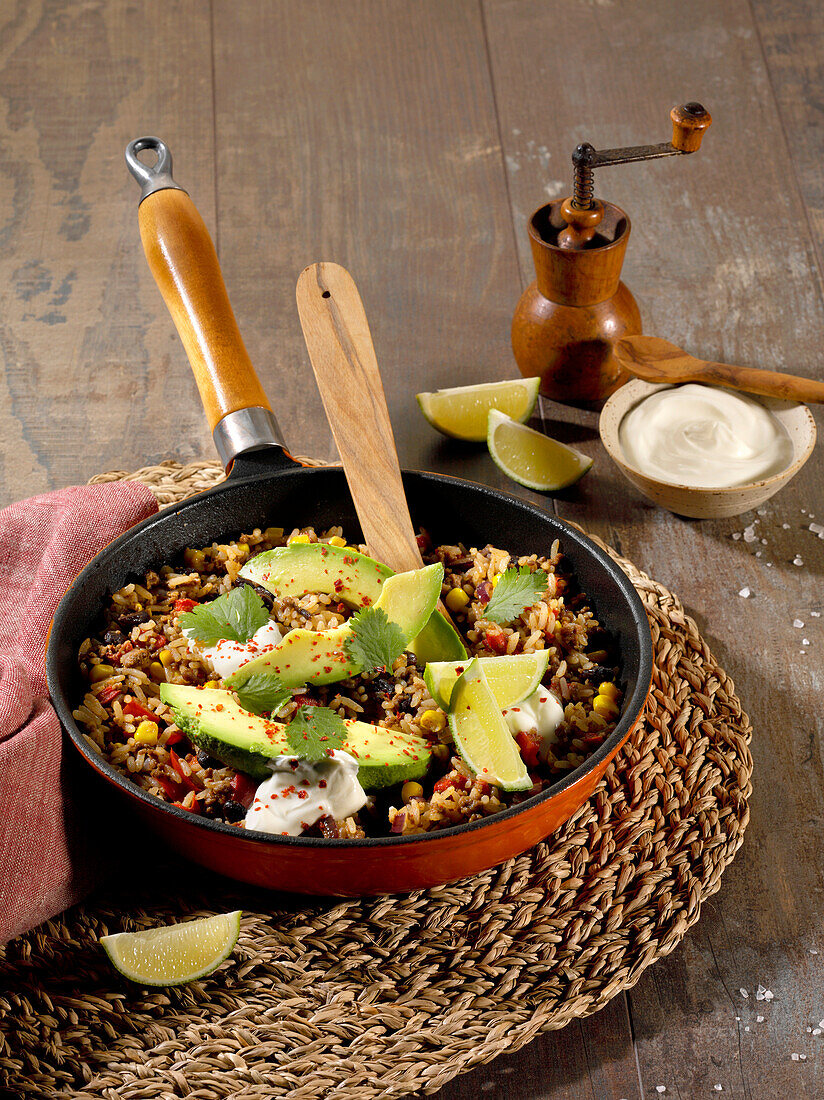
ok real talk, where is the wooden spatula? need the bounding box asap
[295,261,425,574]
[615,335,824,403]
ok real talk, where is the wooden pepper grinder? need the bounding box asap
[512,103,712,406]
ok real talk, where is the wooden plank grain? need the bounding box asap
[0,0,217,506]
[482,0,824,1097]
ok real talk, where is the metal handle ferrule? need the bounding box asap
[125,137,187,203]
[212,407,287,469]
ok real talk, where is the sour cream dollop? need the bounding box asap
[618,383,793,489]
[245,750,367,836]
[502,685,564,761]
[182,618,284,678]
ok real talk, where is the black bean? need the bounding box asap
[374,677,395,697]
[236,579,274,610]
[196,749,216,768]
[103,629,125,646]
[222,800,247,822]
[118,610,150,630]
[579,665,616,684]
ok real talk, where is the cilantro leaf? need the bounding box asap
[234,673,293,716]
[179,586,269,644]
[342,606,407,672]
[483,565,548,624]
[285,706,348,764]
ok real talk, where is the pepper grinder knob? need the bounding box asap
[670,102,712,152]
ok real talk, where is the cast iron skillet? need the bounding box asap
[45,139,653,895]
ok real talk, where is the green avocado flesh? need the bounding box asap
[227,560,444,689]
[160,684,431,789]
[241,543,467,666]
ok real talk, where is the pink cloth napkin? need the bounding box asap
[0,481,158,944]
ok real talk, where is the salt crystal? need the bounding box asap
[810,523,824,537]
[656,1088,666,1095]
[767,562,773,567]
[812,612,821,618]
[792,1053,800,1061]
[745,1026,750,1032]
[764,989,774,1001]
[757,1015,765,1022]
[732,532,741,541]
[783,523,791,529]
[740,988,749,998]
[806,1026,812,1033]
[793,556,804,566]
[801,1054,808,1061]
[818,1019,824,1029]
[714,1087,723,1093]
[803,638,810,646]
[802,508,807,514]
[739,588,751,598]
[794,620,805,628]
[813,1028,821,1036]
[743,525,758,543]
[756,552,762,558]
[757,509,767,515]
[761,538,768,545]
[756,985,773,1000]
[735,1016,741,1021]
[810,947,820,953]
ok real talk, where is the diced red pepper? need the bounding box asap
[515,731,541,769]
[123,700,157,722]
[433,774,466,794]
[172,799,201,814]
[416,533,431,552]
[165,729,187,747]
[156,774,185,801]
[98,685,121,705]
[485,628,508,655]
[230,772,258,809]
[174,598,197,614]
[169,748,199,790]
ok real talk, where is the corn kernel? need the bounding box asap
[445,587,470,612]
[402,781,424,802]
[204,680,220,689]
[289,533,311,544]
[236,543,250,556]
[420,709,447,733]
[592,695,619,719]
[89,663,115,683]
[133,720,158,745]
[491,574,501,588]
[328,536,347,547]
[183,548,206,570]
[148,661,166,683]
[159,649,175,668]
[597,681,620,700]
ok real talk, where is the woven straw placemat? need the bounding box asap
[0,460,753,1100]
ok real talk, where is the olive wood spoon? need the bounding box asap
[294,261,428,575]
[615,335,824,404]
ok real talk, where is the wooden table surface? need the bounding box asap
[2,2,822,1096]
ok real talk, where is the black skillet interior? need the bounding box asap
[48,452,653,841]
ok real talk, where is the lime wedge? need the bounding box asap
[417,377,540,442]
[100,910,242,986]
[487,409,593,491]
[425,651,550,711]
[447,659,531,791]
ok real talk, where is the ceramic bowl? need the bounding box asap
[599,380,817,519]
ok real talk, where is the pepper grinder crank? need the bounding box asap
[511,102,712,406]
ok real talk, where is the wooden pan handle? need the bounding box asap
[295,262,423,573]
[137,187,272,432]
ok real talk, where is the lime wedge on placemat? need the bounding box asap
[100,910,242,986]
[425,651,549,711]
[417,377,540,441]
[487,409,593,491]
[447,659,531,791]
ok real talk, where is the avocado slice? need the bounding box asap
[241,543,467,664]
[226,562,443,689]
[160,684,431,789]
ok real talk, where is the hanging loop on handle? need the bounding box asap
[125,137,187,203]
